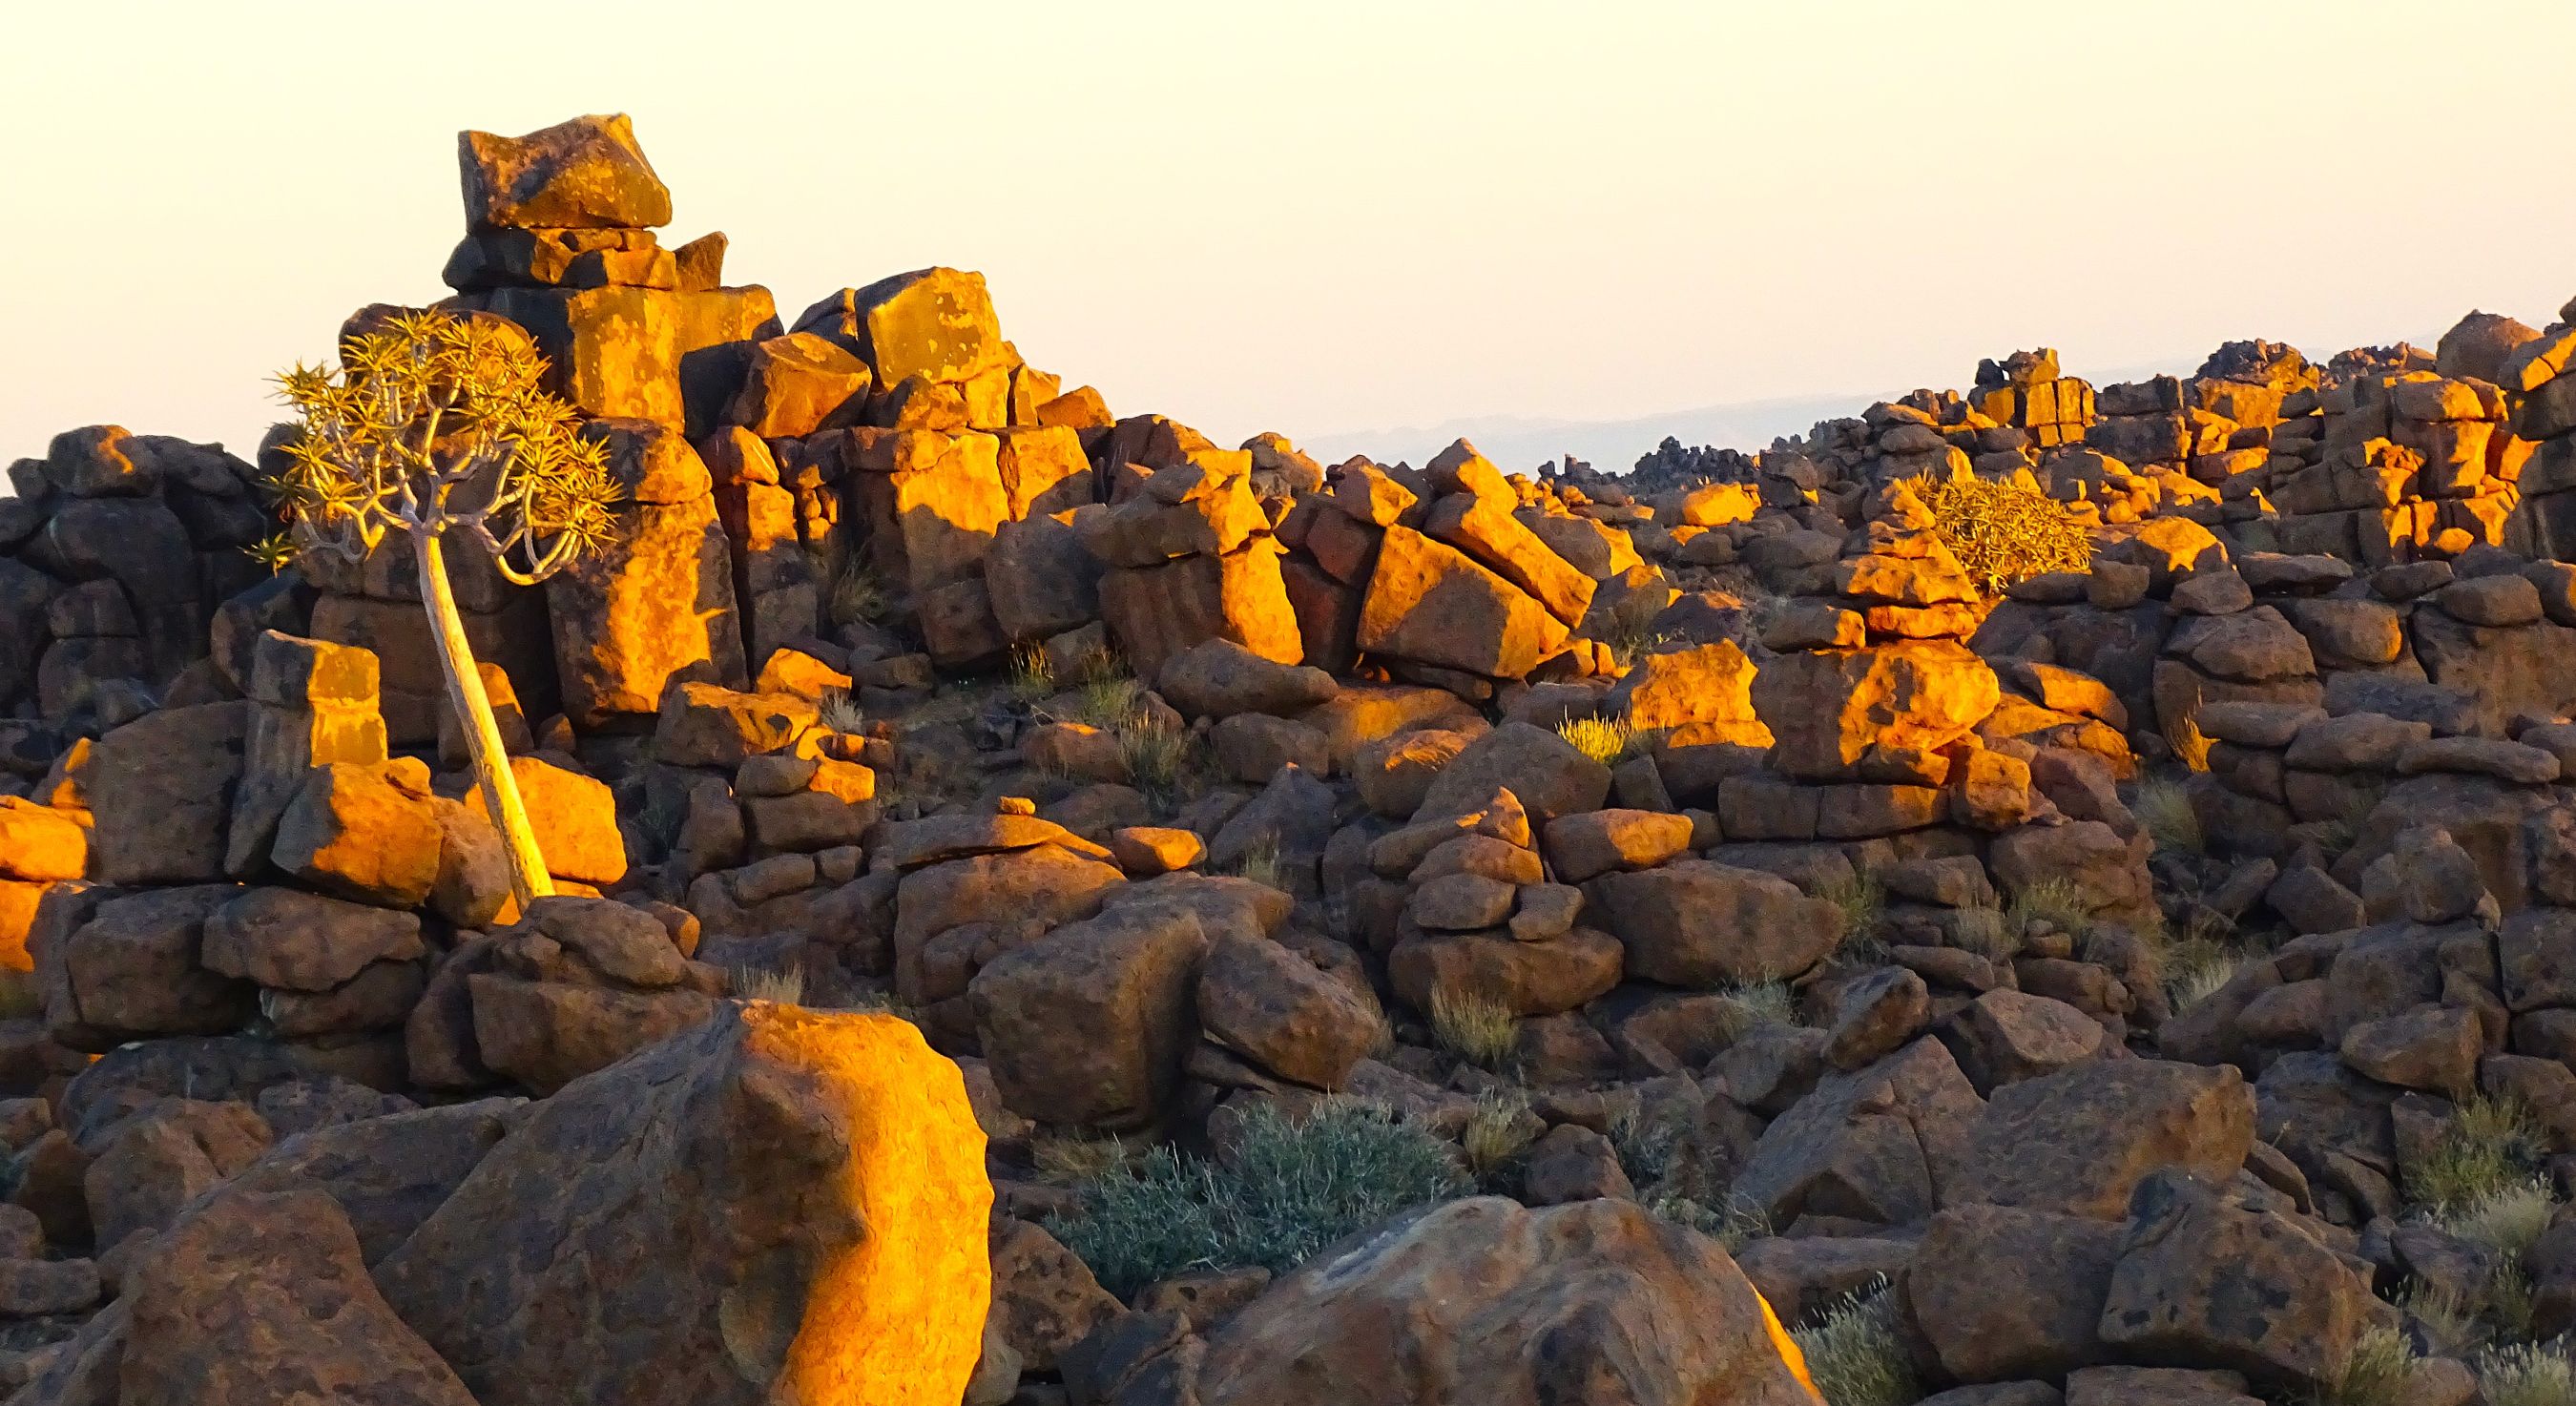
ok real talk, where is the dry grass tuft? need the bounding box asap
[1429,987,1521,1074]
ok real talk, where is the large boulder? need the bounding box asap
[2096,1170,2367,1393]
[80,701,250,884]
[1412,722,1610,824]
[1734,1036,1982,1228]
[459,113,671,230]
[969,902,1208,1128]
[794,267,1006,388]
[1959,1060,2255,1220]
[376,1003,991,1406]
[108,1188,479,1405]
[40,885,254,1051]
[1590,860,1842,988]
[1753,642,2000,780]
[1359,525,1570,680]
[1191,1196,1818,1405]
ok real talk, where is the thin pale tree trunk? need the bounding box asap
[414,527,555,908]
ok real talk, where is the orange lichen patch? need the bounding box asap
[750,1003,993,1406]
[1757,1290,1824,1402]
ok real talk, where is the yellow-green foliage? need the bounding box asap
[1906,471,2092,595]
[2327,1325,2421,1406]
[1556,715,1639,767]
[2480,1342,2576,1406]
[1815,872,1886,948]
[2007,876,2095,941]
[2133,777,2205,854]
[2406,1095,2546,1213]
[1793,1281,1921,1406]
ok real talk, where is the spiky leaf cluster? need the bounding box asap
[1905,471,2092,595]
[263,308,620,582]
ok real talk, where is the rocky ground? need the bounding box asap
[6,113,2576,1405]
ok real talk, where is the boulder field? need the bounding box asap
[7,112,2576,1404]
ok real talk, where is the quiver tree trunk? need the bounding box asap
[415,527,555,908]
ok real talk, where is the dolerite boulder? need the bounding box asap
[459,113,672,231]
[376,1003,992,1406]
[34,1188,481,1406]
[1189,1196,1818,1405]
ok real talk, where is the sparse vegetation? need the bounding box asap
[2322,1324,2421,1406]
[1071,672,1144,730]
[2405,1094,2546,1213]
[1791,1280,1921,1406]
[1604,624,1674,671]
[818,687,866,736]
[729,964,806,1006]
[1714,981,1799,1039]
[1815,871,1886,952]
[2478,1341,2576,1406]
[1461,1090,1535,1189]
[2171,715,2215,774]
[2133,776,2205,854]
[828,558,890,627]
[2007,875,2095,941]
[1555,714,1640,767]
[1006,642,1057,703]
[1031,1133,1132,1186]
[1115,716,1197,802]
[1949,905,2022,962]
[2442,1179,2561,1260]
[1904,470,2093,595]
[1049,1099,1469,1297]
[1224,834,1285,891]
[2395,1279,2480,1358]
[1644,1190,1773,1251]
[2162,936,2255,1013]
[1429,987,1521,1073]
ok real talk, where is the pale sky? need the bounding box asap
[7,1,2575,478]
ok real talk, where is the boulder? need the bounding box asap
[1191,1196,1819,1406]
[1959,1061,2254,1220]
[377,1003,992,1406]
[1195,932,1382,1090]
[222,1098,519,1264]
[271,760,444,908]
[1412,721,1610,824]
[42,885,254,1050]
[201,886,425,991]
[794,267,1006,387]
[459,113,671,230]
[115,1188,478,1405]
[1754,642,2000,780]
[1907,1203,2121,1382]
[81,701,250,884]
[1359,526,1569,680]
[1388,927,1624,1017]
[970,901,1208,1128]
[1157,637,1338,719]
[1590,861,1841,988]
[2096,1169,2366,1393]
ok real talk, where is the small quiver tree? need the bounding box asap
[264,308,620,907]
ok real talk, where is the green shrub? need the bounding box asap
[1904,471,2093,595]
[1049,1099,1469,1297]
[1555,715,1639,767]
[1792,1280,1921,1406]
[1115,717,1196,801]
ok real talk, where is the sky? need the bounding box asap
[6,1,2576,480]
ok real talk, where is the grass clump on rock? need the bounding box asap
[1048,1099,1469,1298]
[1904,470,2093,595]
[2479,1342,2576,1406]
[2405,1094,2546,1214]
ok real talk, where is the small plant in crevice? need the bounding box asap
[828,559,890,628]
[2006,875,2095,943]
[2132,775,2205,855]
[1429,986,1521,1075]
[1116,716,1199,804]
[1005,643,1058,704]
[1460,1090,1535,1189]
[818,687,866,736]
[2161,935,2256,1014]
[2477,1341,2576,1406]
[1031,1132,1133,1187]
[1791,1279,1920,1406]
[1555,714,1640,768]
[728,963,806,1006]
[1949,904,2023,963]
[1714,980,1798,1040]
[1224,834,1285,892]
[2320,1323,2421,1406]
[1814,871,1886,955]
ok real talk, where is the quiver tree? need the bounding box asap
[263,308,621,907]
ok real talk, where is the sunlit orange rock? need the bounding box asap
[377,1003,992,1406]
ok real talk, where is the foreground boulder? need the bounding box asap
[1189,1196,1818,1405]
[375,1003,992,1406]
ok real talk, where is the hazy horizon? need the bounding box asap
[6,2,2573,482]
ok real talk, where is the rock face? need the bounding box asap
[1191,1196,1818,1406]
[459,113,672,231]
[376,1003,992,1406]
